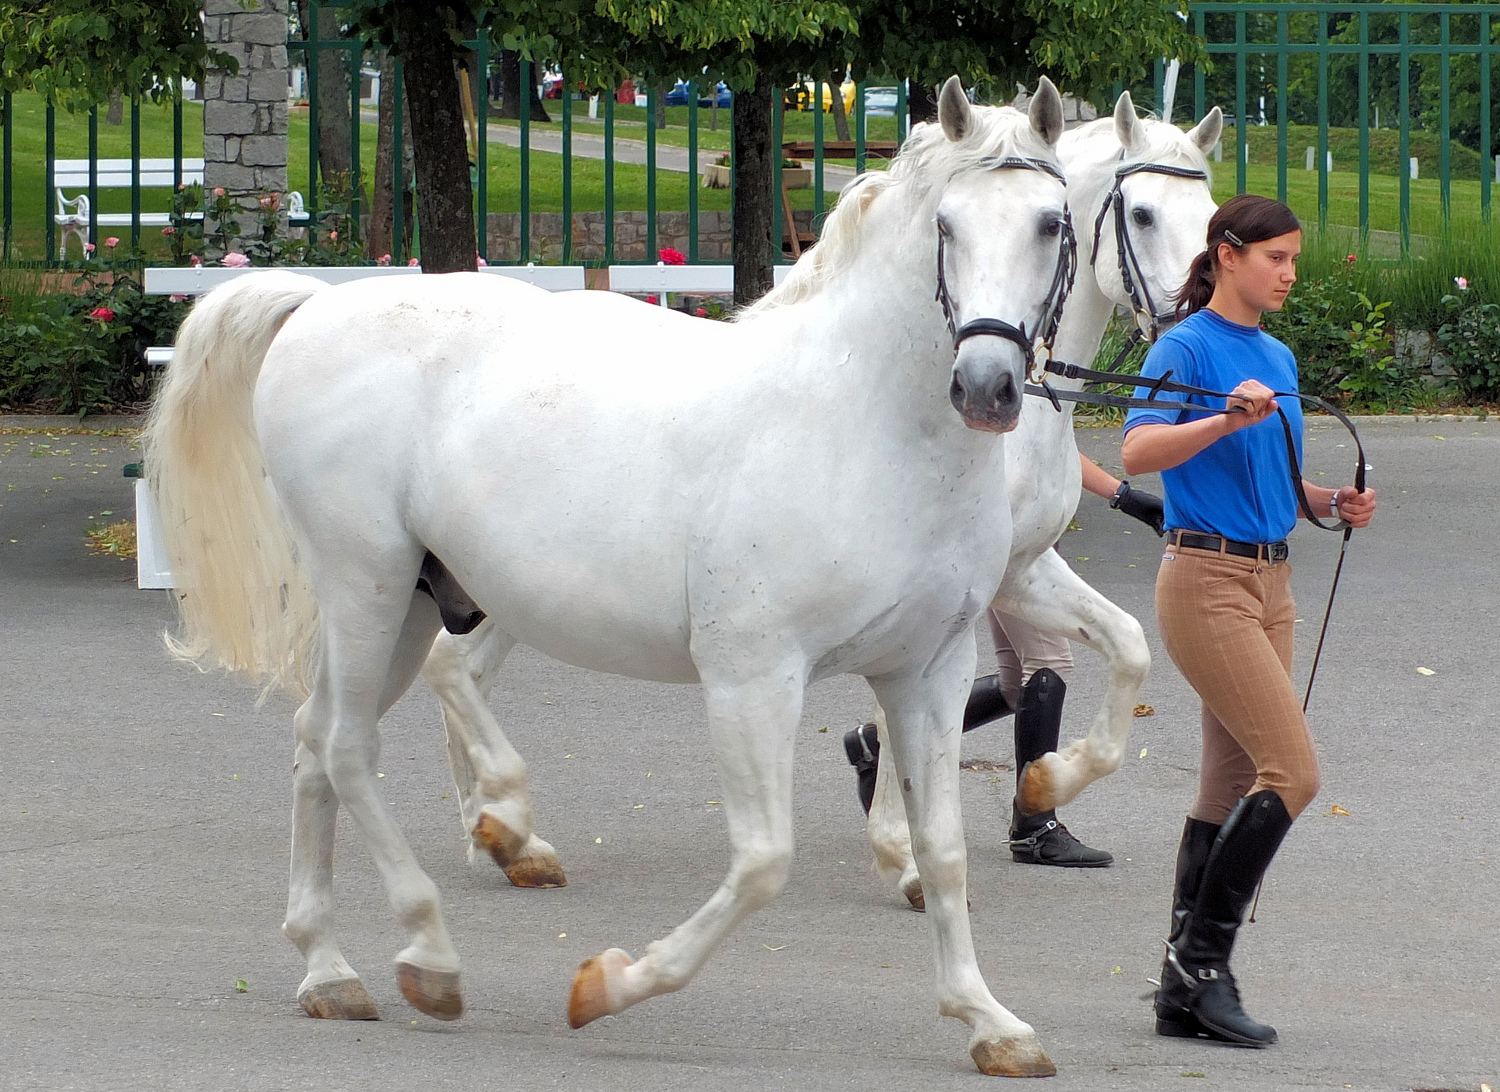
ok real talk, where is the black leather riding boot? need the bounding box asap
[963,673,1015,732]
[1007,669,1113,867]
[1166,790,1294,1047]
[1154,817,1224,1039]
[842,721,881,815]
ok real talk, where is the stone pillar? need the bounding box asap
[202,0,290,245]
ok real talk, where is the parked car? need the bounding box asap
[796,79,856,113]
[664,80,732,108]
[863,86,899,116]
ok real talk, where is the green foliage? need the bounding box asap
[0,0,236,110]
[1436,291,1500,403]
[0,264,188,414]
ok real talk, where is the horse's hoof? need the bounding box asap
[1017,758,1058,816]
[502,835,568,889]
[568,948,633,1028]
[474,810,529,866]
[396,960,464,1021]
[298,976,379,1021]
[971,1037,1057,1077]
[900,874,926,912]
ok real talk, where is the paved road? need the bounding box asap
[363,107,861,194]
[1,413,1495,1092]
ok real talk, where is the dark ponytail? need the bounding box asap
[1173,194,1301,318]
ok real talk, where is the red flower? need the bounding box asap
[88,307,116,322]
[161,226,176,237]
[694,307,708,317]
[659,247,687,266]
[1346,254,1357,263]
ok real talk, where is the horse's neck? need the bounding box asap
[1047,265,1116,391]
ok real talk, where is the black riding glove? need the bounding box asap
[1110,480,1165,536]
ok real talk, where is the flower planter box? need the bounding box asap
[782,167,813,190]
[702,163,731,189]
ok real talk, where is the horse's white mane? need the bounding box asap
[1059,114,1213,179]
[741,106,1057,317]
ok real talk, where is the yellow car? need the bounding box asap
[796,79,857,112]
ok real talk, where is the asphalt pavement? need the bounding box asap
[1,413,1495,1092]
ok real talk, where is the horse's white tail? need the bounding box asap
[144,271,328,696]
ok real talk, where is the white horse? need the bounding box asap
[422,94,1224,911]
[860,95,1224,903]
[148,78,1075,1077]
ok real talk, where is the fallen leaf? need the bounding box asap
[594,837,602,844]
[441,792,451,799]
[1133,704,1155,717]
[1139,748,1148,759]
[231,774,239,781]
[763,944,786,951]
[1434,434,1446,439]
[376,772,385,778]
[817,726,829,733]
[1327,804,1351,817]
[1111,966,1122,975]
[633,804,644,809]
[558,933,567,938]
[234,979,248,993]
[707,800,722,805]
[210,712,225,717]
[1416,666,1435,676]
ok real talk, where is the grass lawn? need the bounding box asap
[2,89,1492,261]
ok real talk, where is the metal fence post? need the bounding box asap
[1359,9,1370,244]
[1400,10,1411,253]
[130,96,141,251]
[1277,9,1289,204]
[564,71,574,264]
[392,58,404,264]
[1483,12,1492,224]
[2,91,11,259]
[604,93,614,264]
[855,82,867,174]
[772,87,784,265]
[1317,11,1329,229]
[476,36,488,262]
[1236,9,1248,194]
[308,0,321,225]
[1440,9,1452,223]
[520,57,531,263]
[813,79,825,228]
[45,100,55,260]
[89,106,99,253]
[646,84,657,263]
[687,79,697,263]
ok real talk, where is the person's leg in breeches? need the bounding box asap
[1156,558,1313,1046]
[999,614,1112,867]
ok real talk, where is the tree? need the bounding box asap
[0,0,235,108]
[496,48,550,121]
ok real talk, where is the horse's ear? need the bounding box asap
[938,76,972,142]
[1029,77,1064,147]
[1186,106,1224,154]
[1114,91,1145,152]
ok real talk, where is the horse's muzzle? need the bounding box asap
[950,351,1024,433]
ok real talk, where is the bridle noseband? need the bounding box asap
[935,155,1077,376]
[1091,159,1211,343]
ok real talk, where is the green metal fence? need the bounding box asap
[9,2,1498,267]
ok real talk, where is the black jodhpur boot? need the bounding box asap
[1166,789,1294,1047]
[1154,817,1225,1039]
[1007,669,1113,867]
[843,672,1017,815]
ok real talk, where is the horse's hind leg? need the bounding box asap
[567,661,803,1026]
[996,547,1150,813]
[422,619,566,888]
[867,633,1055,1078]
[284,589,443,1020]
[864,708,925,910]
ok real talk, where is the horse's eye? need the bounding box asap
[936,218,952,238]
[1042,219,1063,237]
[1132,208,1154,227]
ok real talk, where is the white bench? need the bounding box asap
[608,262,790,305]
[54,158,307,259]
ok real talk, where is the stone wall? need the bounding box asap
[484,210,819,264]
[202,0,289,206]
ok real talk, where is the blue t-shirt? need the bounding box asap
[1122,308,1303,543]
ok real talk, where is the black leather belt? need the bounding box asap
[1171,530,1289,563]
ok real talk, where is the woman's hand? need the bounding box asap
[1335,485,1377,528]
[1224,379,1278,429]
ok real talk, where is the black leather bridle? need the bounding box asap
[1090,159,1211,344]
[936,155,1077,374]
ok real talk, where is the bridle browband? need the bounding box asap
[936,155,1077,373]
[1091,159,1211,344]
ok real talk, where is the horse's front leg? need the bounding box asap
[567,658,803,1026]
[867,631,1056,1078]
[422,619,566,888]
[995,547,1150,813]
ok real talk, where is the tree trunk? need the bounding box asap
[391,2,476,273]
[908,82,939,127]
[106,89,123,126]
[498,50,551,122]
[827,73,850,142]
[368,52,414,262]
[304,3,353,186]
[732,75,774,308]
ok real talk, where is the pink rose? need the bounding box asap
[169,294,188,303]
[476,256,488,267]
[1346,254,1357,263]
[659,247,686,266]
[1455,276,1470,291]
[88,307,115,322]
[161,226,176,237]
[104,237,119,248]
[190,254,203,267]
[221,252,251,268]
[408,258,421,267]
[259,192,280,210]
[376,254,391,266]
[84,242,96,253]
[213,187,226,197]
[329,230,339,241]
[694,307,708,317]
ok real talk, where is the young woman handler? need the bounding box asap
[1120,195,1376,1047]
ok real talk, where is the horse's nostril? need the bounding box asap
[995,373,1016,404]
[950,372,966,403]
